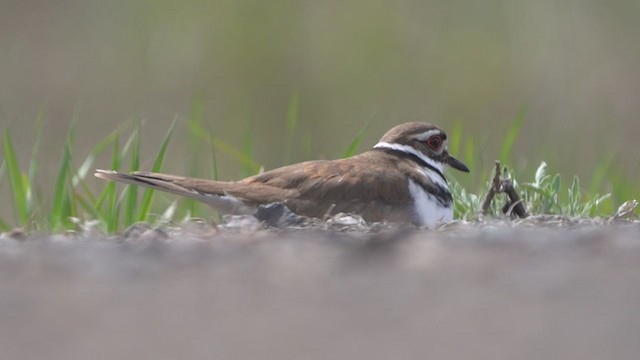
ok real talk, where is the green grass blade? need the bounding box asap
[26,110,45,215]
[95,184,110,214]
[448,122,463,157]
[108,199,121,234]
[0,162,13,230]
[3,130,28,225]
[187,122,261,173]
[120,123,141,159]
[73,188,105,224]
[213,137,261,173]
[207,125,222,223]
[74,123,128,187]
[0,160,6,189]
[342,120,371,158]
[93,122,130,155]
[66,167,78,224]
[105,133,122,233]
[186,99,205,217]
[97,125,141,213]
[50,126,75,231]
[96,133,121,209]
[51,109,81,231]
[499,107,526,165]
[569,176,580,215]
[94,125,142,233]
[138,119,176,221]
[464,137,475,174]
[21,173,31,216]
[123,120,141,227]
[77,177,98,205]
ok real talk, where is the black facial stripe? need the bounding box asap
[373,147,447,184]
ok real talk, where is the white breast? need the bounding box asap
[407,179,453,228]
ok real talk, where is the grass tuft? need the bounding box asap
[3,130,29,225]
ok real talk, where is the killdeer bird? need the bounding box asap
[95,122,469,228]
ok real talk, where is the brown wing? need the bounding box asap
[242,152,414,222]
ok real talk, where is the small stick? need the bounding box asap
[501,180,528,218]
[322,203,337,221]
[480,160,528,219]
[480,161,501,216]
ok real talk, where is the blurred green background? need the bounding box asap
[1,0,638,214]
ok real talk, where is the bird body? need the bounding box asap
[96,122,469,228]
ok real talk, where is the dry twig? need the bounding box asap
[481,161,528,219]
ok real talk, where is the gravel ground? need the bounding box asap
[1,214,640,360]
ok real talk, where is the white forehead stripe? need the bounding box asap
[373,142,445,173]
[413,129,442,142]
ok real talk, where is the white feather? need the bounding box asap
[407,179,453,228]
[201,193,255,215]
[412,129,442,142]
[373,142,445,173]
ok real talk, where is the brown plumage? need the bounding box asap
[95,122,469,225]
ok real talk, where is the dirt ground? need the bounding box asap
[1,216,639,360]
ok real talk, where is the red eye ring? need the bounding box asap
[426,135,443,151]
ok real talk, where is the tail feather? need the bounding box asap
[94,169,253,214]
[95,170,195,195]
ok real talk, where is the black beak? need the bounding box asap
[445,153,470,173]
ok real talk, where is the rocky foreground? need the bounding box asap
[1,213,640,360]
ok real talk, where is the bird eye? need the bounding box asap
[426,135,442,151]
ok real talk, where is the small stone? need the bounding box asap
[183,217,208,226]
[182,217,218,231]
[178,219,218,241]
[4,228,27,241]
[64,230,80,240]
[326,213,369,232]
[255,203,307,228]
[221,215,262,232]
[140,227,169,241]
[122,222,152,239]
[124,227,168,247]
